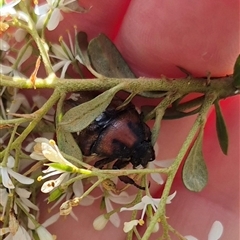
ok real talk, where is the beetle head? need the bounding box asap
[131,141,155,168]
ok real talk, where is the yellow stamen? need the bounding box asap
[138,219,145,226]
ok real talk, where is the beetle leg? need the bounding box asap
[118,176,145,190]
[94,157,115,169]
[113,160,146,190]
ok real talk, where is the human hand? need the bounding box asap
[38,1,239,240]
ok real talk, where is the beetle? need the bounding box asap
[64,92,155,189]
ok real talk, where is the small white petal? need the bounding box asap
[34,4,50,15]
[36,226,54,240]
[109,191,136,204]
[8,94,30,117]
[47,9,63,31]
[142,195,154,204]
[120,201,145,212]
[185,236,198,240]
[1,168,15,189]
[123,220,139,233]
[18,46,33,66]
[72,180,84,196]
[0,0,20,16]
[7,156,15,168]
[152,159,174,168]
[20,197,39,211]
[60,60,72,78]
[208,221,224,240]
[109,212,120,228]
[30,152,46,160]
[15,226,31,240]
[166,191,177,203]
[0,39,10,51]
[153,222,159,233]
[34,137,50,144]
[14,11,29,23]
[105,197,114,213]
[70,210,79,221]
[36,14,48,30]
[24,142,35,152]
[8,168,34,185]
[52,60,68,72]
[41,143,60,162]
[0,64,12,74]
[93,215,108,231]
[41,213,61,228]
[150,172,164,185]
[79,195,95,206]
[41,172,68,193]
[15,188,31,198]
[51,44,69,59]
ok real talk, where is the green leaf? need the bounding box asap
[88,33,136,78]
[59,83,125,132]
[182,129,208,192]
[214,101,229,155]
[57,129,83,160]
[233,54,240,88]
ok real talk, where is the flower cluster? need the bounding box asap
[120,191,177,233]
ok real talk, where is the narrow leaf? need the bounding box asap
[233,54,240,87]
[214,101,229,155]
[59,83,125,132]
[182,129,208,192]
[57,129,82,160]
[88,33,135,78]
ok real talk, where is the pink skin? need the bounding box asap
[39,0,239,239]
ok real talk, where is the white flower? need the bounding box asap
[30,138,74,165]
[0,0,21,17]
[49,27,83,78]
[104,188,136,228]
[185,221,224,240]
[0,187,38,221]
[7,93,30,119]
[30,138,75,165]
[120,191,177,232]
[148,143,174,184]
[93,184,136,230]
[15,187,39,212]
[0,212,31,240]
[34,0,87,31]
[30,138,79,193]
[40,170,69,193]
[0,156,34,189]
[0,45,32,77]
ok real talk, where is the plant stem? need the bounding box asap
[0,75,238,99]
[19,2,54,75]
[141,91,218,240]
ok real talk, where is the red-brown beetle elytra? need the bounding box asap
[63,92,155,189]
